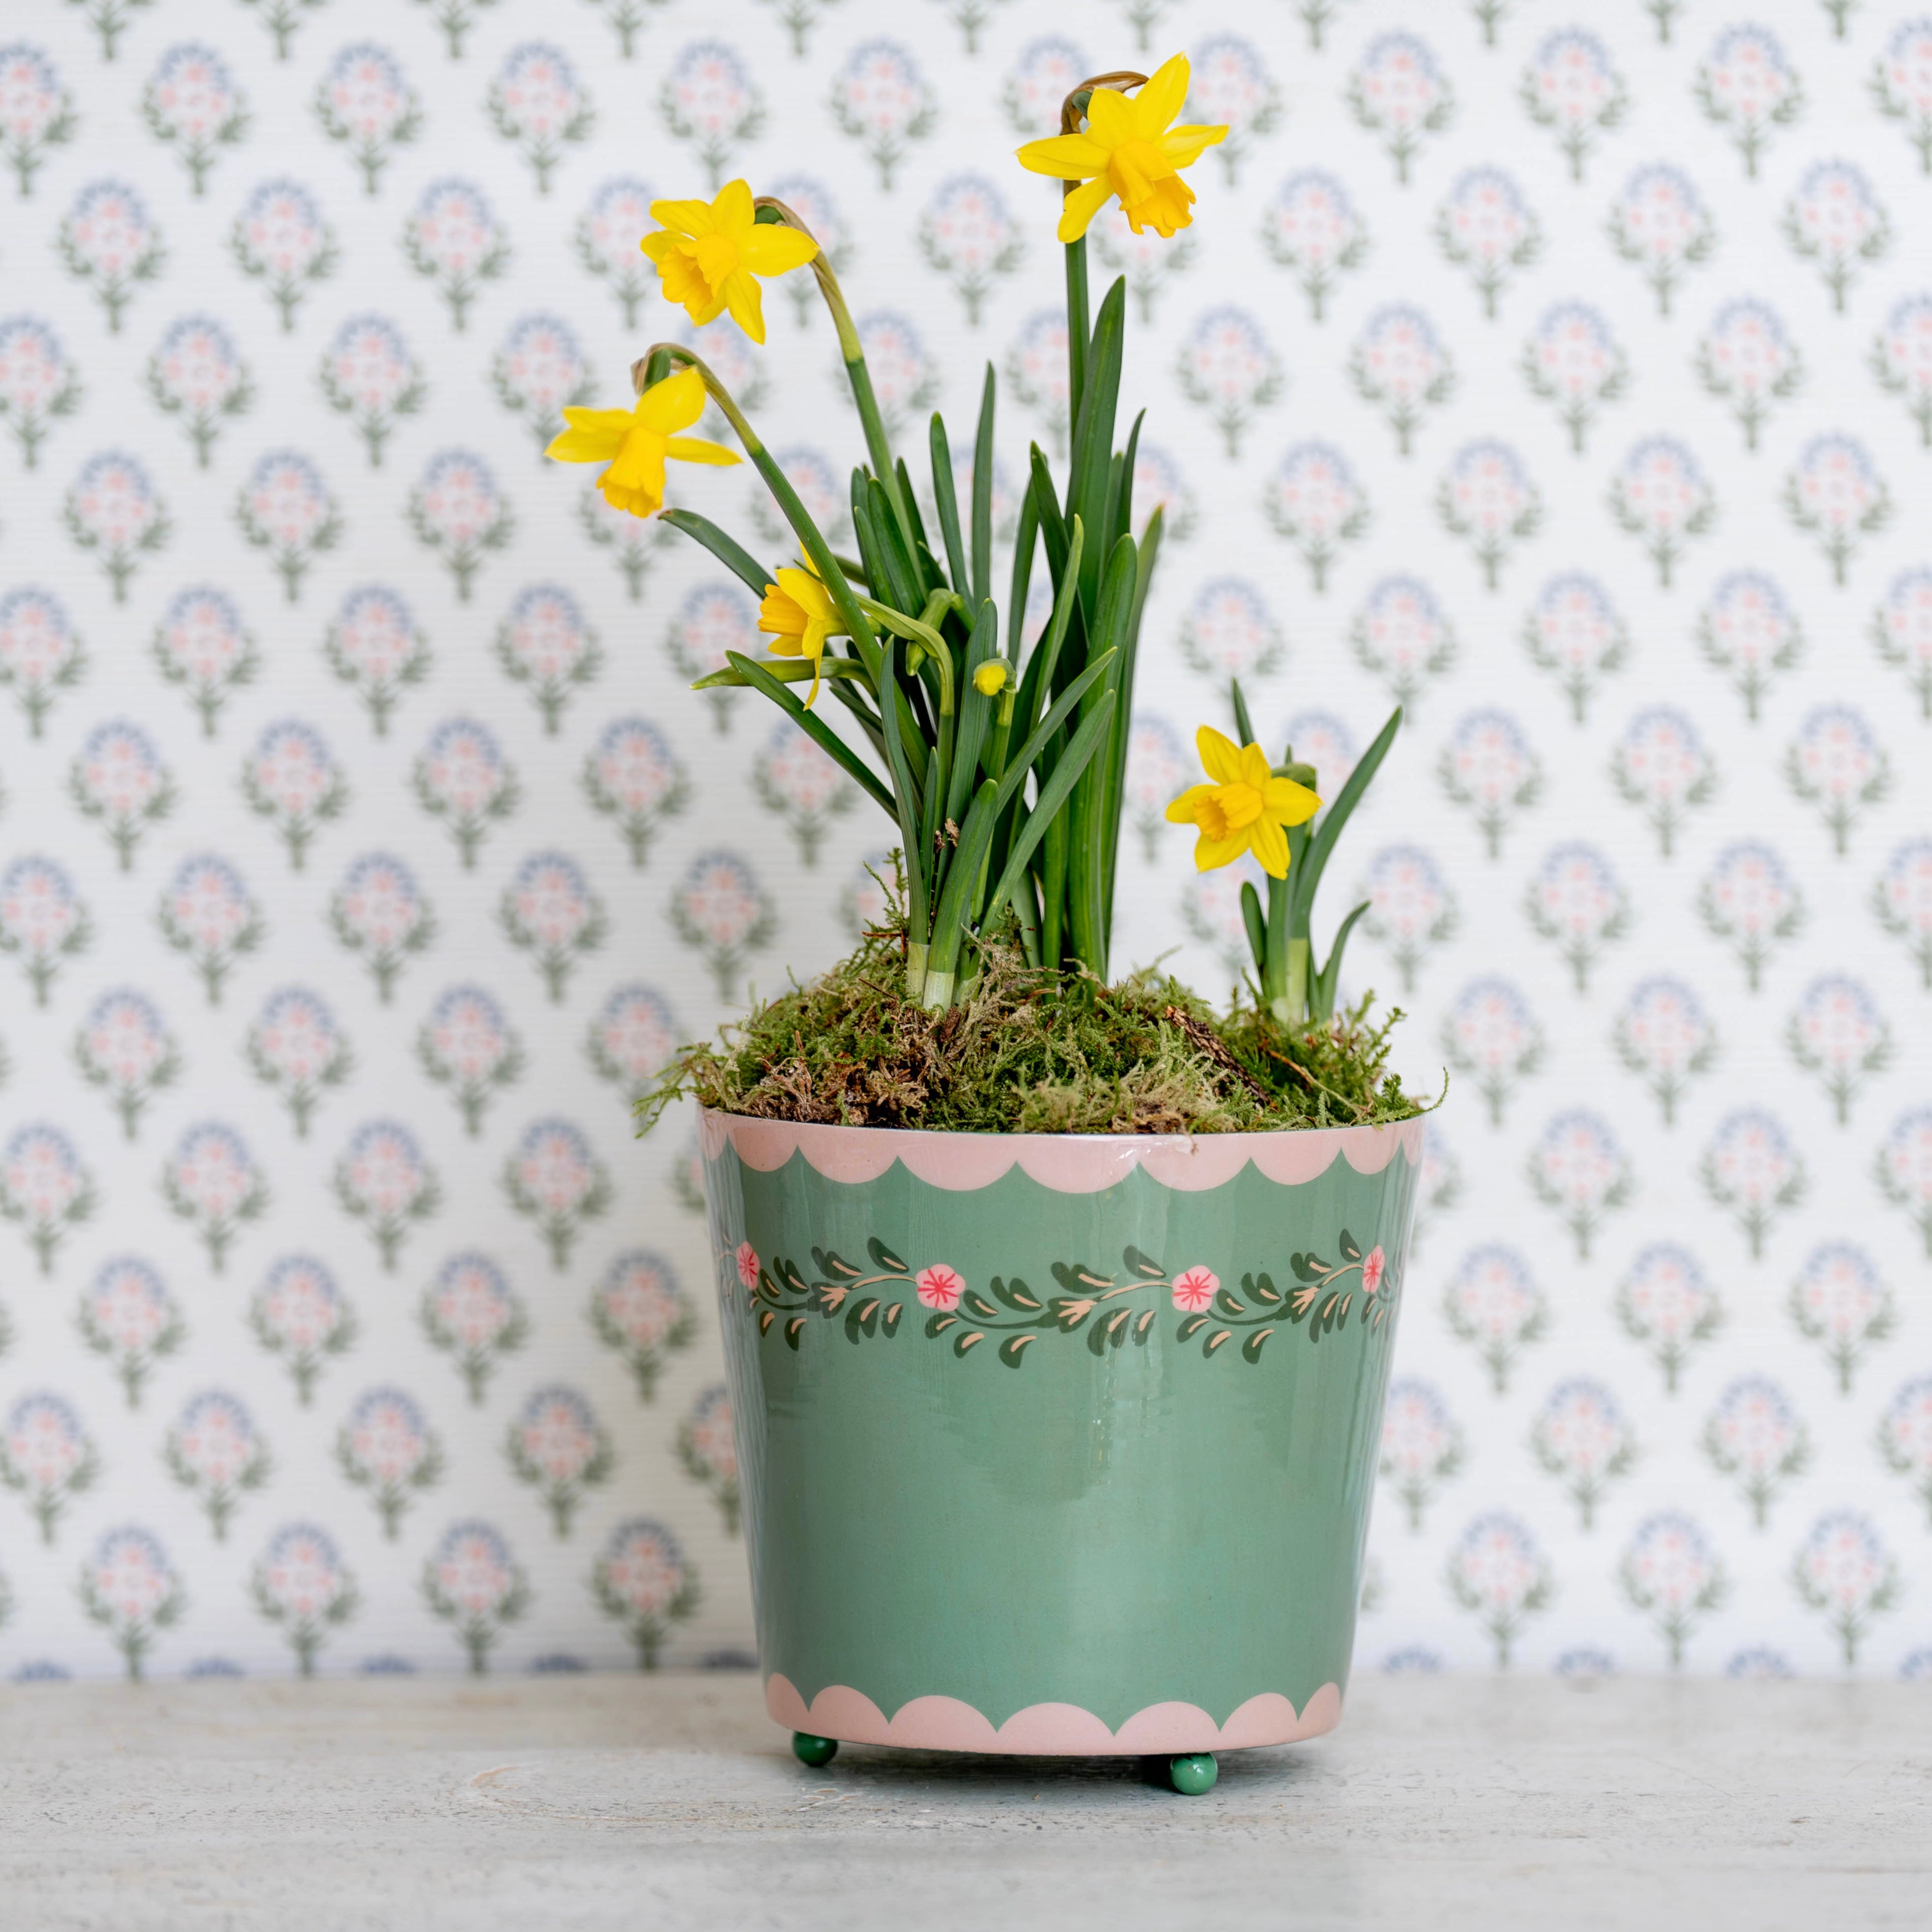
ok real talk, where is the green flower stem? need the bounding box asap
[643,344,930,977]
[1065,237,1089,430]
[755,196,917,561]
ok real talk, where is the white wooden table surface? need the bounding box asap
[4,1674,1927,1930]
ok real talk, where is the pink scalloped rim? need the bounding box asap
[701,1110,1424,1194]
[766,1674,1343,1754]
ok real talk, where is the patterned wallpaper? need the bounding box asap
[0,0,1926,1683]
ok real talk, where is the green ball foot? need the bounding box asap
[1167,1752,1218,1796]
[792,1731,838,1767]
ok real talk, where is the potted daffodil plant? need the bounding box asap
[549,57,1429,1797]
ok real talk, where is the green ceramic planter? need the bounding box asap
[701,1109,1423,1758]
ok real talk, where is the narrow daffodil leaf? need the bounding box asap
[929,412,970,598]
[926,775,1002,984]
[658,508,771,598]
[1028,443,1071,590]
[1114,407,1144,548]
[722,652,896,818]
[1011,515,1084,757]
[1230,675,1255,749]
[1312,899,1372,1024]
[1240,880,1267,976]
[1066,276,1125,617]
[690,657,870,691]
[971,365,996,608]
[1292,705,1403,933]
[982,688,1117,932]
[946,602,998,832]
[1007,477,1038,667]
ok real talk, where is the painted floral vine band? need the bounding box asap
[731,1231,1393,1368]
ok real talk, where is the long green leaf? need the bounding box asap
[1010,515,1084,758]
[971,365,996,607]
[723,652,896,818]
[876,631,929,938]
[946,602,998,831]
[658,509,770,596]
[1114,407,1144,547]
[1028,443,1070,590]
[1312,899,1371,1023]
[1066,533,1137,974]
[1230,674,1255,748]
[1101,509,1159,939]
[928,413,969,596]
[1292,705,1403,932]
[1006,475,1038,667]
[983,689,1117,931]
[866,475,923,614]
[926,776,1002,983]
[1065,276,1125,617]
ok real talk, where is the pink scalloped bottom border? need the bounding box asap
[765,1674,1344,1755]
[704,1111,1425,1195]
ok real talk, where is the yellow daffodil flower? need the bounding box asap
[1015,54,1227,245]
[759,562,844,708]
[543,367,739,519]
[972,660,1009,696]
[640,179,819,346]
[1165,726,1321,880]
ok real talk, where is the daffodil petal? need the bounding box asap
[721,269,766,344]
[1158,122,1230,166]
[764,634,805,658]
[1263,776,1322,824]
[1135,53,1191,132]
[649,197,715,236]
[1193,829,1251,872]
[1084,86,1136,142]
[739,224,819,275]
[712,178,755,231]
[561,406,636,436]
[663,435,740,467]
[1250,814,1290,880]
[1016,132,1108,179]
[638,366,707,434]
[1238,743,1274,789]
[1164,783,1216,824]
[1057,173,1115,243]
[639,230,680,265]
[1195,725,1244,786]
[545,422,627,462]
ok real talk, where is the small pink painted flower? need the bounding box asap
[1362,1246,1388,1295]
[1172,1266,1219,1313]
[733,1241,758,1290]
[915,1264,963,1312]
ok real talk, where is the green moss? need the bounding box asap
[641,912,1431,1138]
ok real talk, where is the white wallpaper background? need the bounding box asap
[0,0,1927,1684]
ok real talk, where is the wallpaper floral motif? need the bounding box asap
[0,0,1927,1681]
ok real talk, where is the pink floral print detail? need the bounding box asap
[1172,1266,1220,1313]
[915,1264,963,1311]
[734,1241,759,1289]
[1362,1246,1387,1295]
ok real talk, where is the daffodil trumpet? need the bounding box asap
[548,55,1229,1011]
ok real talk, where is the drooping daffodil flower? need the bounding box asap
[971,660,1009,697]
[1015,54,1227,246]
[641,179,819,345]
[543,366,739,519]
[1165,726,1321,880]
[758,560,844,708]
